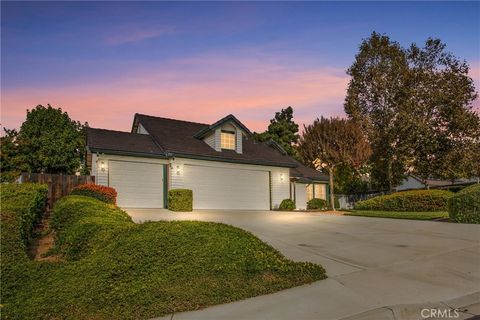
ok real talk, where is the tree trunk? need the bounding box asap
[387,159,393,192]
[329,166,335,211]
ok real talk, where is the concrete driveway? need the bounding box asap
[126,209,480,320]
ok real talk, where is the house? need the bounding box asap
[86,114,329,210]
[396,174,477,191]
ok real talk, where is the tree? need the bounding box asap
[345,32,479,190]
[297,117,371,210]
[254,106,300,158]
[14,104,88,174]
[0,128,22,182]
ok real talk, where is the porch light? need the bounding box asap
[100,161,106,172]
[280,173,284,181]
[176,165,181,175]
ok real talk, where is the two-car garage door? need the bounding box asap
[108,161,270,210]
[109,160,164,208]
[184,164,270,210]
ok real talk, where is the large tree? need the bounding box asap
[13,104,88,174]
[254,106,300,158]
[0,129,21,182]
[297,117,371,210]
[345,32,479,190]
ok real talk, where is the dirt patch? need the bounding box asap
[28,212,61,262]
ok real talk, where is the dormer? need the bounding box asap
[194,114,252,154]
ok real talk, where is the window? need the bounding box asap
[221,131,236,150]
[307,183,327,201]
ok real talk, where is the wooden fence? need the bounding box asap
[19,173,95,211]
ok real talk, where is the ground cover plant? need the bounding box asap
[448,184,480,224]
[354,189,453,211]
[1,188,326,319]
[346,210,448,220]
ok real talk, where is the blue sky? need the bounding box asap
[2,1,479,131]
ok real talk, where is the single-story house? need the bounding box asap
[396,174,478,191]
[86,113,329,210]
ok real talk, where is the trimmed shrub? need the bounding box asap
[307,198,327,210]
[0,183,48,246]
[279,199,295,211]
[70,183,117,204]
[448,184,480,224]
[168,189,193,212]
[354,189,453,211]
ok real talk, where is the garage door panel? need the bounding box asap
[184,165,269,210]
[109,161,164,208]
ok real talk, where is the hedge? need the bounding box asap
[70,183,117,204]
[448,184,480,224]
[279,199,295,211]
[307,198,327,210]
[168,189,193,212]
[1,183,48,246]
[354,189,453,212]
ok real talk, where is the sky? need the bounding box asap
[1,1,479,133]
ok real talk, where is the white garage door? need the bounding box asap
[109,161,164,208]
[184,165,270,210]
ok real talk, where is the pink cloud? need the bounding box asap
[2,55,349,133]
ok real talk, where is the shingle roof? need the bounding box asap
[290,161,329,182]
[86,128,163,156]
[87,113,326,181]
[134,114,298,167]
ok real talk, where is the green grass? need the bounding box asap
[1,193,326,320]
[345,210,449,220]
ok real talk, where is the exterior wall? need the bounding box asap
[294,183,308,210]
[214,129,222,152]
[169,157,289,209]
[204,132,215,149]
[396,176,425,191]
[137,123,149,134]
[92,153,168,187]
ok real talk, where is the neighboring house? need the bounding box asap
[396,175,477,191]
[86,114,328,210]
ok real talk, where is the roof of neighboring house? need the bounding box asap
[408,175,477,188]
[87,113,326,180]
[86,128,163,157]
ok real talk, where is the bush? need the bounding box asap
[0,183,48,246]
[354,189,453,211]
[448,184,480,224]
[307,198,327,210]
[168,189,193,212]
[279,199,295,210]
[70,183,117,204]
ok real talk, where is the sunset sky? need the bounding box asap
[1,1,479,133]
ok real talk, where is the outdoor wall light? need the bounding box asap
[100,161,106,172]
[280,173,284,181]
[176,165,181,175]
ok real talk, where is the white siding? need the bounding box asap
[204,133,215,149]
[294,183,307,210]
[169,157,290,210]
[214,129,222,152]
[270,167,290,209]
[137,124,149,134]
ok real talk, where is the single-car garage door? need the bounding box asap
[184,164,270,210]
[109,161,164,208]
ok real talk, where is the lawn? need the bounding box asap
[345,210,449,220]
[1,186,326,320]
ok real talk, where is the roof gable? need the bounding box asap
[194,114,252,139]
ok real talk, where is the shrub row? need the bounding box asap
[70,183,117,204]
[448,184,480,224]
[168,189,193,211]
[1,183,48,245]
[354,189,453,212]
